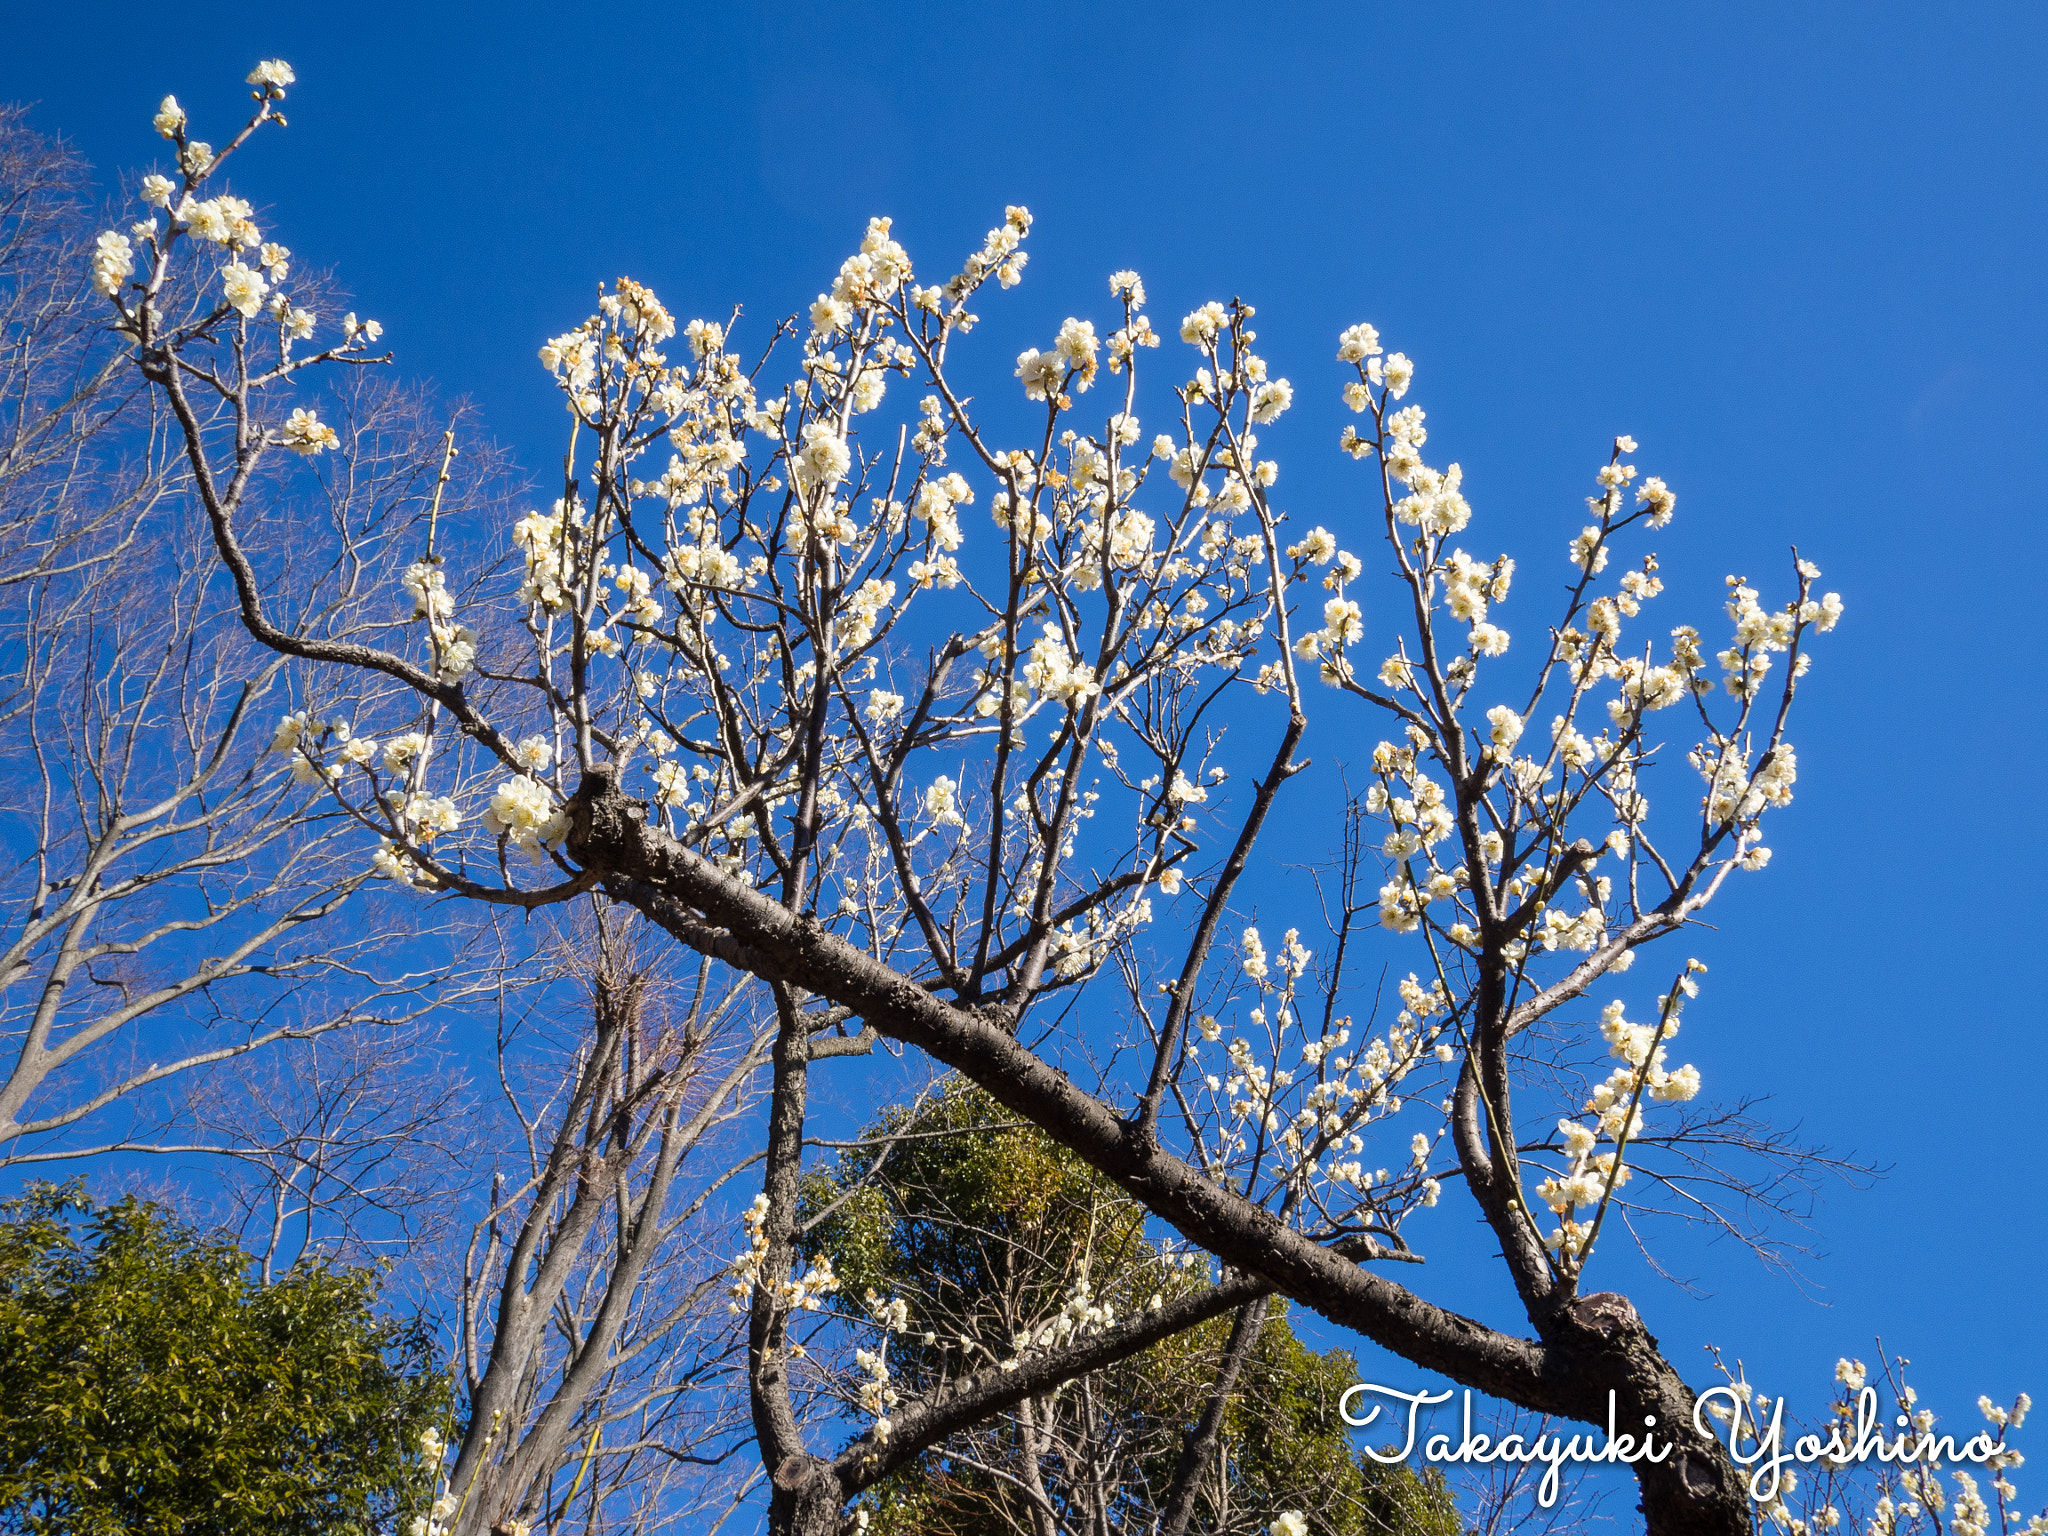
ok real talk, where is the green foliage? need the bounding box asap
[1216,1322,1463,1536]
[804,1085,1462,1535]
[0,1181,448,1536]
[801,1082,1155,1353]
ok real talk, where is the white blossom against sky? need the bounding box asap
[8,0,2046,1447]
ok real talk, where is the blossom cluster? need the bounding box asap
[726,1193,840,1317]
[95,64,379,473]
[1702,1351,2039,1536]
[1188,920,1447,1235]
[1534,963,1707,1262]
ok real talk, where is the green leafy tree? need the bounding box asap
[803,1086,1461,1536]
[0,1182,447,1536]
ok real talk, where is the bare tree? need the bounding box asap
[175,1016,477,1284]
[0,100,511,1159]
[1455,1401,1619,1536]
[112,63,1874,1536]
[430,904,771,1536]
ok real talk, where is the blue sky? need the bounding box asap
[9,0,2048,1479]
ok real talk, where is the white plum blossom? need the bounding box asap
[278,408,338,456]
[1249,378,1293,423]
[1241,926,1269,982]
[925,775,964,828]
[1322,597,1363,648]
[1289,527,1337,565]
[1053,316,1098,390]
[1485,705,1524,759]
[220,261,268,317]
[810,294,852,335]
[1023,625,1099,707]
[1336,322,1382,362]
[1015,348,1064,401]
[482,775,568,862]
[89,231,134,296]
[1179,301,1227,345]
[1638,475,1676,526]
[380,732,428,771]
[1569,526,1610,575]
[796,423,852,490]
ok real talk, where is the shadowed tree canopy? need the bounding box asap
[804,1085,1462,1536]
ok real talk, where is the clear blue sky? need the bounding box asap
[9,0,2047,1474]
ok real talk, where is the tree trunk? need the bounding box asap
[1555,1293,1753,1536]
[769,1452,847,1536]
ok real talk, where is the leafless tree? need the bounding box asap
[0,98,511,1160]
[430,905,768,1536]
[171,1016,477,1284]
[112,66,1869,1536]
[1455,1401,1619,1536]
